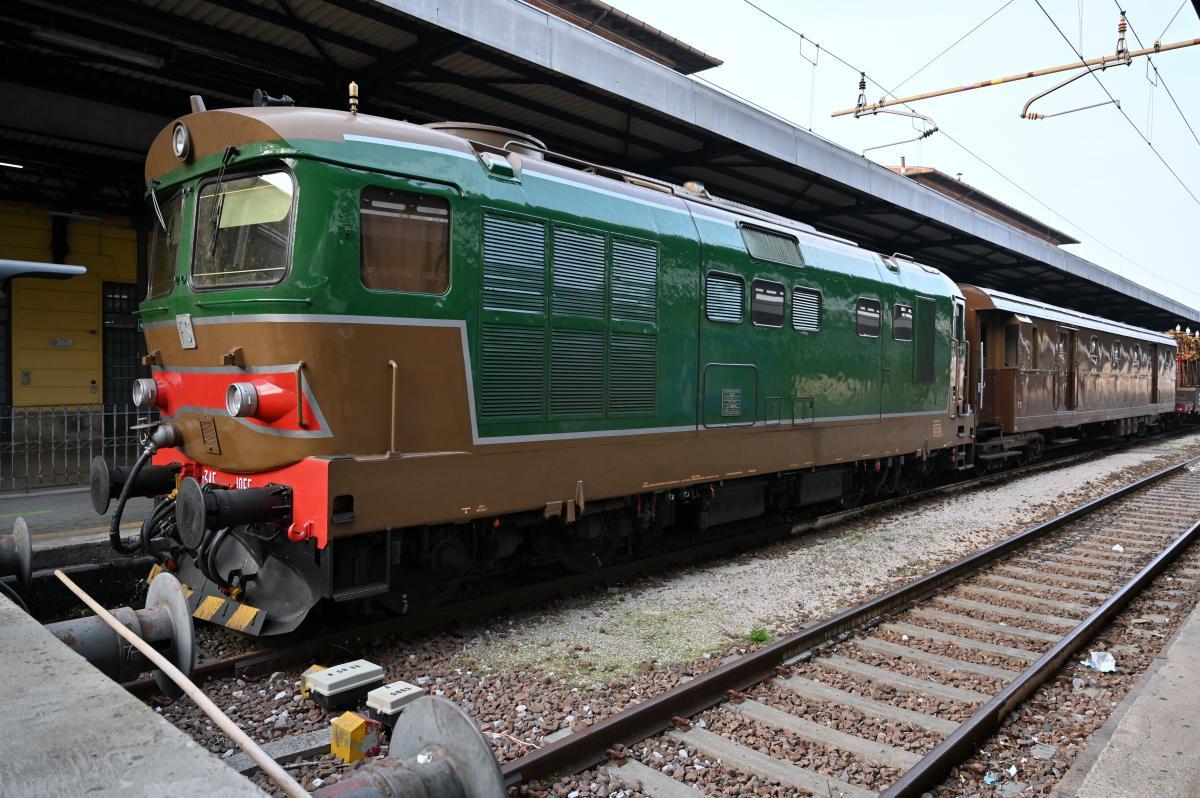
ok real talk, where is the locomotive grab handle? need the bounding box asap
[388,359,399,455]
[295,361,307,429]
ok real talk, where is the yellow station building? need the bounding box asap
[0,202,144,408]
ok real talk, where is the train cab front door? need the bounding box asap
[1055,327,1077,411]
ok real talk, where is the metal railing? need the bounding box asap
[0,404,158,493]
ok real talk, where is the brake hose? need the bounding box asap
[109,446,154,556]
[140,497,176,563]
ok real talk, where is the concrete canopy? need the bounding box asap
[0,0,1194,330]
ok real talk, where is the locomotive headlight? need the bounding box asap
[171,122,191,161]
[226,382,259,418]
[132,378,160,408]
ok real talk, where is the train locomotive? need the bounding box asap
[89,97,1178,636]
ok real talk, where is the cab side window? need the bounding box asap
[360,187,450,293]
[856,298,881,337]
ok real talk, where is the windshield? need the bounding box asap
[147,193,183,299]
[192,170,294,288]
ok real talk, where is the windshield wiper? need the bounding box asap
[146,178,166,232]
[207,145,240,258]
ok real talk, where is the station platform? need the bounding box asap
[1058,600,1200,797]
[0,590,263,797]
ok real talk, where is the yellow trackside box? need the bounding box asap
[330,712,382,763]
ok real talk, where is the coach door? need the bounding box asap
[1055,327,1077,411]
[1151,344,1160,404]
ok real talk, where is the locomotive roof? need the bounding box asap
[968,285,1175,345]
[146,107,478,183]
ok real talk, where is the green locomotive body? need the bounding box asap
[105,106,971,634]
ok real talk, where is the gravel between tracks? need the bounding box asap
[147,433,1200,795]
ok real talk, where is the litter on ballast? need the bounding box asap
[1112,544,1125,553]
[1081,651,1117,672]
[983,772,999,785]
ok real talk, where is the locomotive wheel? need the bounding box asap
[837,487,864,510]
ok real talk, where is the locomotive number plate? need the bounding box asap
[176,313,197,350]
[198,414,222,455]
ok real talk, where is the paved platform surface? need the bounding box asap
[0,486,149,539]
[0,591,263,797]
[1058,600,1200,797]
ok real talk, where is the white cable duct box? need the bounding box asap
[306,659,386,709]
[365,680,425,728]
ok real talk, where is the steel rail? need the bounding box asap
[122,431,1194,697]
[498,457,1194,786]
[882,514,1200,796]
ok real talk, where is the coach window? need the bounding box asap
[1089,336,1100,370]
[1112,340,1122,369]
[147,192,182,299]
[1133,343,1142,373]
[706,272,744,323]
[856,298,881,338]
[893,304,913,341]
[193,170,294,288]
[1004,325,1019,368]
[360,187,450,293]
[751,279,785,327]
[1031,327,1041,369]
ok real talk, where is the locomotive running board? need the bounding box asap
[188,589,269,636]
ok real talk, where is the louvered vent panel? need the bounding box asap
[483,215,546,313]
[552,228,605,318]
[792,288,821,332]
[706,274,744,323]
[550,329,604,415]
[609,333,656,415]
[480,324,545,417]
[611,240,657,323]
[741,226,804,267]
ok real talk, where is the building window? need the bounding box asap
[792,287,821,332]
[856,298,881,338]
[361,187,450,293]
[147,193,182,299]
[706,272,744,323]
[739,224,803,268]
[193,170,294,288]
[750,279,785,327]
[893,304,913,342]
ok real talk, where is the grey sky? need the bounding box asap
[608,0,1200,314]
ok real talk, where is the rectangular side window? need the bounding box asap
[1112,340,1122,369]
[750,279,785,327]
[1089,336,1100,370]
[1133,343,1142,372]
[1032,327,1040,369]
[361,187,450,293]
[792,287,821,332]
[706,272,744,323]
[893,304,913,342]
[856,298,881,338]
[739,225,804,267]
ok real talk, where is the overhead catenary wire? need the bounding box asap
[1113,1,1200,150]
[726,0,1192,299]
[889,0,1016,95]
[1032,0,1200,209]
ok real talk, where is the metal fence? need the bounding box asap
[0,404,158,493]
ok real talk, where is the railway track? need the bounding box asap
[499,457,1200,797]
[122,430,1199,697]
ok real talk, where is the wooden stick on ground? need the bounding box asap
[54,569,310,798]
